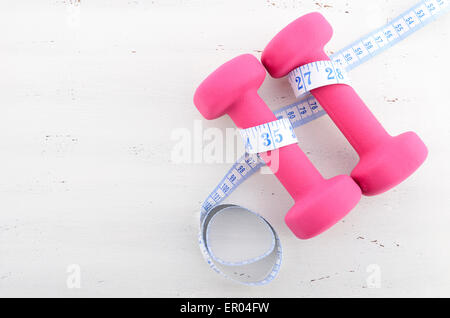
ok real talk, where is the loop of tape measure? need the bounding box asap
[199,154,283,285]
[198,0,449,285]
[199,203,282,285]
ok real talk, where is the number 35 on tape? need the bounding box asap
[239,118,298,154]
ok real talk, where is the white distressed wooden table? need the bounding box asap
[0,0,449,297]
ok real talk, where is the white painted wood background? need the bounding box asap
[0,0,449,297]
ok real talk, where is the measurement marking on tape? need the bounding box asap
[239,118,298,154]
[199,0,449,286]
[276,0,449,130]
[332,0,449,72]
[288,60,350,98]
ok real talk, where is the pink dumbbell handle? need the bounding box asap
[306,51,391,155]
[228,91,324,199]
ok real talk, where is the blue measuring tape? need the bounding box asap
[199,0,449,285]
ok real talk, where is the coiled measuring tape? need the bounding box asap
[199,0,449,285]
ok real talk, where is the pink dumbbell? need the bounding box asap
[261,13,428,196]
[194,54,361,239]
